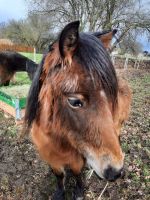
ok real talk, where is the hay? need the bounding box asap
[0,84,30,98]
[98,182,109,200]
[86,169,109,200]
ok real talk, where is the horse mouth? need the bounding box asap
[87,163,125,182]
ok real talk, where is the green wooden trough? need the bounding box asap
[0,85,30,121]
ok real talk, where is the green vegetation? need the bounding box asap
[14,72,31,85]
[120,72,150,196]
[0,72,31,98]
[20,52,43,64]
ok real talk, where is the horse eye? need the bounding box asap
[67,98,84,108]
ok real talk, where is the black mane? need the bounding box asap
[24,55,46,127]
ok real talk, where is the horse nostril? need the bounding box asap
[104,167,123,181]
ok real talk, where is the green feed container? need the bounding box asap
[0,85,30,120]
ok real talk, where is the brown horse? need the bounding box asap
[25,21,132,199]
[0,51,38,86]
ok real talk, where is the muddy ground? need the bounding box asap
[0,69,150,200]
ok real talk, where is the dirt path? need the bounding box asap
[0,69,150,200]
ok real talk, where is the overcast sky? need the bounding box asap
[0,0,150,51]
[0,0,27,22]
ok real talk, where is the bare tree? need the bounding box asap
[1,13,54,52]
[26,0,150,51]
[119,32,143,55]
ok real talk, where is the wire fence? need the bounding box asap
[111,54,150,69]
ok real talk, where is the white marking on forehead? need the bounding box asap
[100,90,106,98]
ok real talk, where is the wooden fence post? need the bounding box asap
[33,47,36,62]
[111,55,116,65]
[124,55,129,70]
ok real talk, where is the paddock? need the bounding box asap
[0,67,149,200]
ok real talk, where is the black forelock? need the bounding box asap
[24,55,46,128]
[76,33,118,106]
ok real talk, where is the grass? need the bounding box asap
[119,71,150,198]
[20,52,43,64]
[0,72,31,97]
[0,84,30,98]
[14,72,31,85]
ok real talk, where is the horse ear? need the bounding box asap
[59,21,80,59]
[93,29,117,49]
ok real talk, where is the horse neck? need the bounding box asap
[15,57,37,74]
[14,57,28,72]
[26,60,38,80]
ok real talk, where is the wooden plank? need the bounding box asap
[0,44,34,53]
[0,100,16,117]
[0,100,25,124]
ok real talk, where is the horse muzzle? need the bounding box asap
[103,166,125,181]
